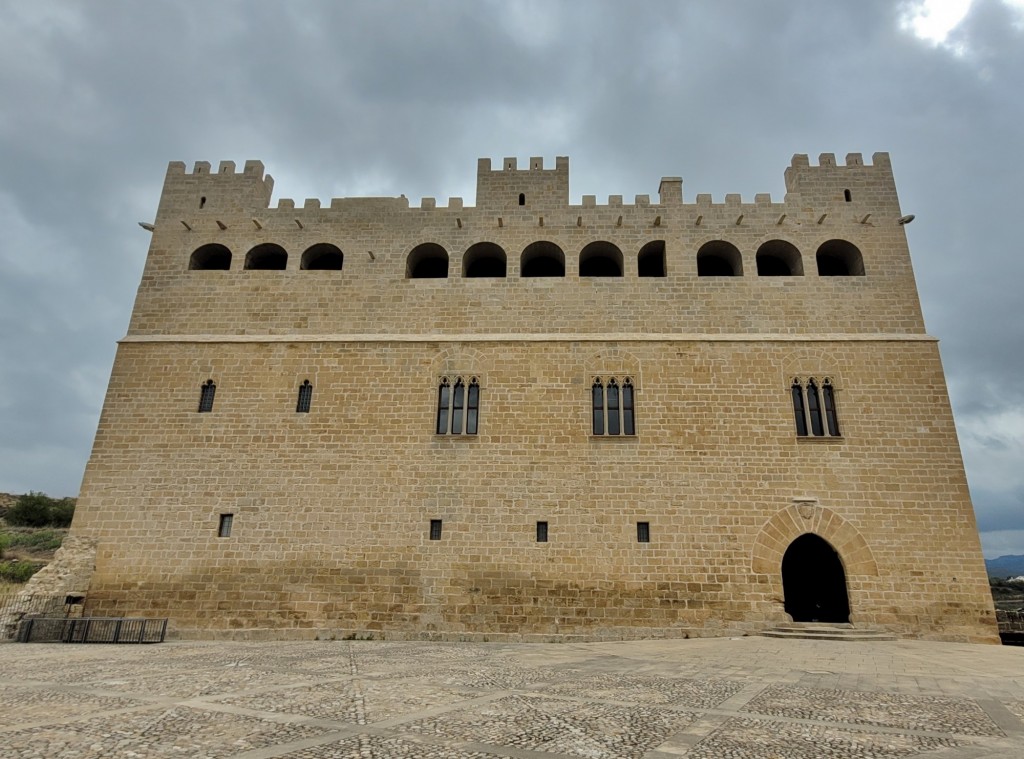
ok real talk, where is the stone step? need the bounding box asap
[760,624,898,642]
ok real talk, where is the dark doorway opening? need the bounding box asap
[782,533,850,623]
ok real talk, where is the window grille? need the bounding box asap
[218,514,233,538]
[198,380,217,413]
[592,377,636,436]
[637,521,650,543]
[429,519,443,541]
[296,380,313,413]
[436,376,480,435]
[536,521,549,542]
[792,377,841,437]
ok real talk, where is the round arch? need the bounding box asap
[301,243,343,271]
[463,242,507,277]
[189,243,232,271]
[245,243,288,270]
[816,239,865,276]
[756,239,803,276]
[521,241,565,277]
[697,240,742,277]
[579,241,623,277]
[407,243,449,278]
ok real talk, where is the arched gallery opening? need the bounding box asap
[781,533,851,623]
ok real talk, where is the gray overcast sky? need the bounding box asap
[1,0,1022,556]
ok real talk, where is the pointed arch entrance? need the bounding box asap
[782,533,850,623]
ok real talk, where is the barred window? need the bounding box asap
[218,514,233,538]
[296,380,313,413]
[436,376,480,435]
[198,380,217,413]
[791,377,841,437]
[429,519,443,540]
[637,521,651,543]
[592,377,636,436]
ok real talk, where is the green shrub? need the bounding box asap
[5,530,64,552]
[5,492,75,528]
[49,499,75,528]
[0,560,43,583]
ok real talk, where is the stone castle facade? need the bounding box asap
[67,153,998,642]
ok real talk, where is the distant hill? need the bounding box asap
[986,555,1024,579]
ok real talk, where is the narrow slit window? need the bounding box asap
[844,189,852,202]
[218,513,233,538]
[436,378,450,434]
[823,379,840,436]
[451,378,465,434]
[198,380,217,413]
[622,379,636,436]
[592,379,605,435]
[791,379,808,436]
[807,378,824,436]
[606,379,620,435]
[429,519,443,541]
[536,521,548,542]
[466,378,480,435]
[296,380,313,413]
[637,521,651,543]
[518,193,525,206]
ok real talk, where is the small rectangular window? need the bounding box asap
[636,521,650,543]
[218,513,233,538]
[536,521,548,542]
[429,519,443,541]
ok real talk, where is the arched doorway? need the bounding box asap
[782,533,850,623]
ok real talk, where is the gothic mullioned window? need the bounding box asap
[198,380,217,413]
[592,377,636,436]
[791,377,840,437]
[436,376,480,435]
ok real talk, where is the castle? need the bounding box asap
[63,153,997,641]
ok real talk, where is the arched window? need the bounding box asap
[296,380,313,413]
[756,240,802,276]
[592,377,636,436]
[245,243,288,270]
[518,193,526,206]
[521,241,565,277]
[697,241,742,277]
[463,242,507,278]
[637,240,666,277]
[579,241,623,277]
[189,244,232,271]
[816,240,865,276]
[407,243,448,278]
[436,376,480,435]
[198,380,217,413]
[301,243,343,271]
[791,377,841,437]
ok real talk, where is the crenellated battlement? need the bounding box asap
[152,154,904,225]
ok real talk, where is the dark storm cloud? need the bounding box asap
[1,1,1022,553]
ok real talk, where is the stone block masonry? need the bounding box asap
[67,154,998,643]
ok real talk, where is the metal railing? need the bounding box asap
[17,617,168,644]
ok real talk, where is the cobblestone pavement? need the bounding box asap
[1,636,1023,758]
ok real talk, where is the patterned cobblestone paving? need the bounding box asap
[0,637,1022,758]
[743,684,1004,736]
[686,717,960,759]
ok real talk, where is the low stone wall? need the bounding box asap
[0,535,97,639]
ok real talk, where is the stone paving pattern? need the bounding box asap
[1,636,1023,758]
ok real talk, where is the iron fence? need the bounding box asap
[17,617,168,644]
